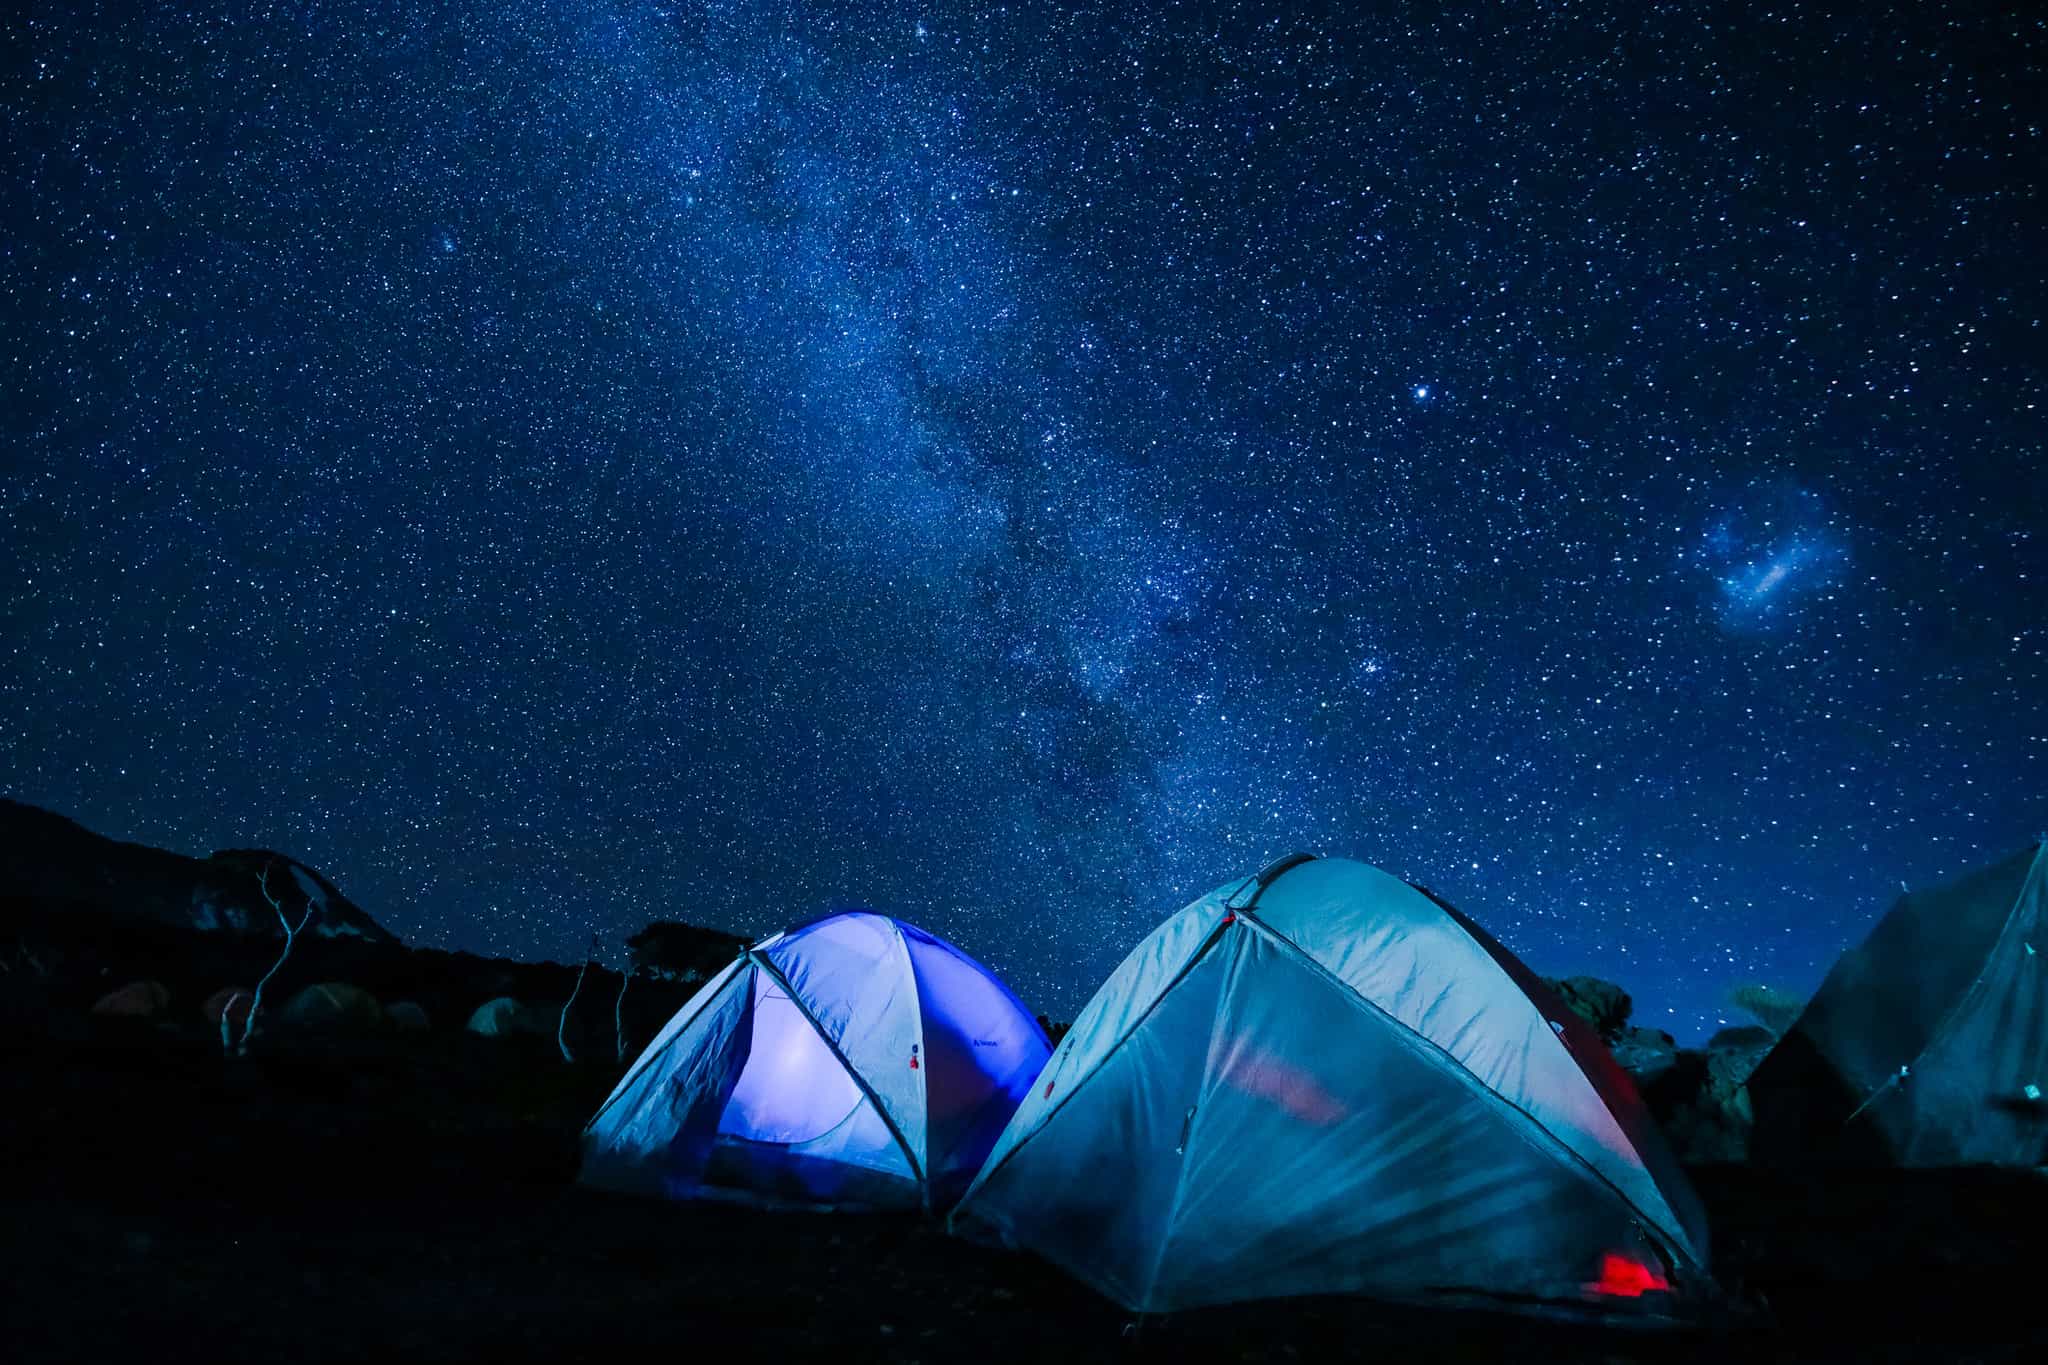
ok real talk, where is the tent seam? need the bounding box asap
[750,949,928,1185]
[1862,841,2048,1135]
[962,867,1297,1207]
[584,953,750,1130]
[1416,887,1706,1255]
[890,918,932,1211]
[956,909,1238,1208]
[1139,924,1245,1307]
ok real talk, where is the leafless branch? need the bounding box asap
[613,964,635,1061]
[235,862,315,1056]
[558,934,598,1063]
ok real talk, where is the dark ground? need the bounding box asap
[5,1025,2047,1364]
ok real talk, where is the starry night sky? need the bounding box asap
[4,2,2043,1038]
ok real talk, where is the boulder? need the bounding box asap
[1640,1041,1761,1164]
[466,996,548,1037]
[1727,982,1805,1036]
[1705,1025,1775,1091]
[92,980,171,1018]
[385,1000,431,1033]
[202,986,258,1030]
[625,920,748,982]
[278,982,384,1033]
[1610,1025,1680,1088]
[1662,1084,1753,1164]
[1544,976,1633,1042]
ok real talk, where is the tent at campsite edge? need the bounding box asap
[581,908,1052,1213]
[949,852,1714,1318]
[1750,840,2048,1167]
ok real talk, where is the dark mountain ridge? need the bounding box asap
[0,798,745,1053]
[0,798,397,943]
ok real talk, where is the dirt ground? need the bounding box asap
[5,1026,2045,1364]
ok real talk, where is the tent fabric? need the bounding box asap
[1418,887,1707,1262]
[581,911,1050,1211]
[1751,842,2048,1166]
[759,913,930,1175]
[950,855,1710,1315]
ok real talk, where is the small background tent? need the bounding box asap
[1751,841,2048,1166]
[581,910,1050,1211]
[949,854,1711,1315]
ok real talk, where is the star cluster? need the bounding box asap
[3,1,2042,1037]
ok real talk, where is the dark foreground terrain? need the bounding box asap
[4,1024,2046,1364]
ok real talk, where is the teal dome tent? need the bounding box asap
[950,855,1711,1315]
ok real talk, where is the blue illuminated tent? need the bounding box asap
[580,910,1051,1212]
[950,855,1712,1315]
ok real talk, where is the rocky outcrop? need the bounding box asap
[1541,975,1633,1042]
[467,996,551,1037]
[0,800,396,944]
[279,982,385,1033]
[203,986,257,1030]
[1631,1026,1778,1163]
[92,980,170,1018]
[1641,1053,1750,1164]
[385,1001,431,1032]
[1534,972,1772,1161]
[1610,1025,1681,1088]
[1,805,742,1061]
[625,920,746,986]
[201,850,395,943]
[1706,1025,1776,1089]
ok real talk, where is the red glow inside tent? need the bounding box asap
[1586,1252,1671,1298]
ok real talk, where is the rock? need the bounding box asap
[466,996,549,1037]
[203,850,399,943]
[1610,1025,1680,1088]
[278,982,384,1032]
[626,920,748,982]
[1662,1089,1754,1164]
[202,986,258,1029]
[1706,1024,1775,1090]
[385,1000,431,1032]
[1727,982,1805,1036]
[1544,976,1633,1042]
[1640,1042,1759,1163]
[92,980,170,1018]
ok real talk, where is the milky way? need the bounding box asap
[4,2,2043,1037]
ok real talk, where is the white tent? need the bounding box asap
[949,854,1711,1314]
[581,910,1050,1212]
